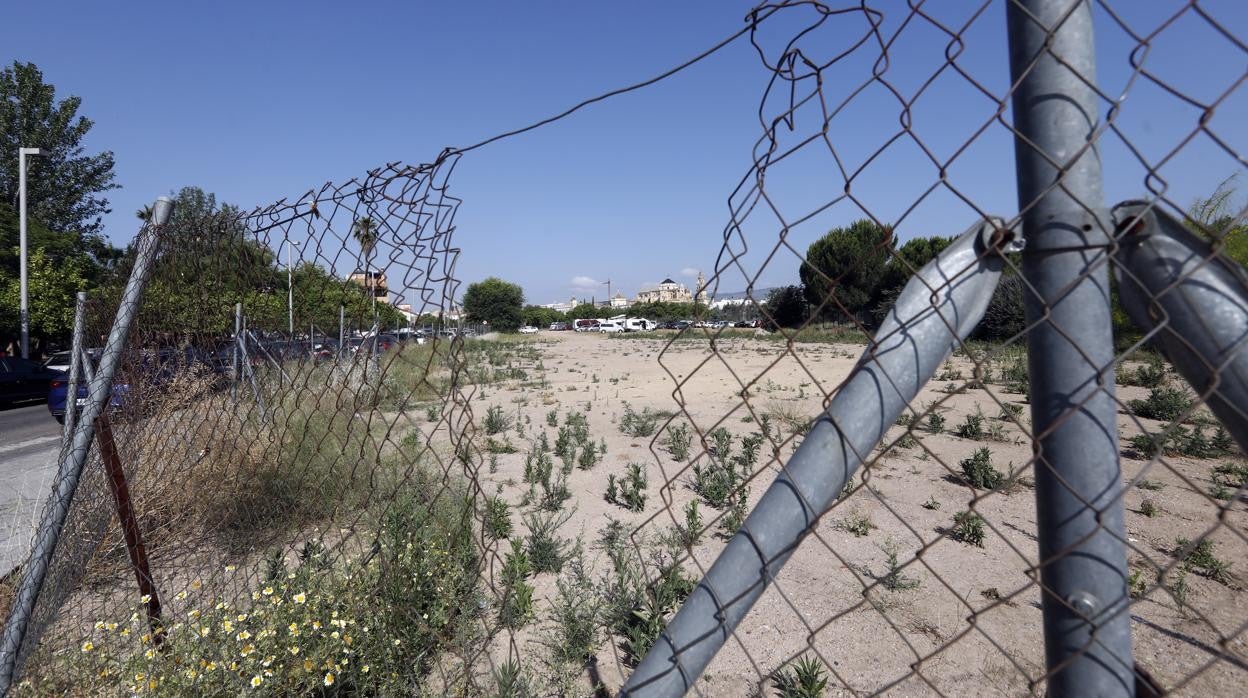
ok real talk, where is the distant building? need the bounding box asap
[348,269,389,304]
[542,295,580,313]
[609,291,630,309]
[634,272,710,305]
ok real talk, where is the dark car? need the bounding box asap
[47,346,224,423]
[1,357,64,406]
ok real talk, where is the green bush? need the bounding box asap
[606,464,648,512]
[960,447,1004,490]
[483,404,511,435]
[525,510,572,574]
[499,539,535,629]
[666,422,693,461]
[953,510,986,547]
[620,402,661,437]
[485,495,512,540]
[1129,386,1192,422]
[956,412,985,440]
[773,655,830,698]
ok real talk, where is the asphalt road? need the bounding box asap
[0,402,61,578]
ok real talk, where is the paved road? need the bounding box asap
[0,403,61,577]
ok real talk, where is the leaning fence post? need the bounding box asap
[0,196,174,695]
[1006,1,1134,694]
[60,292,88,442]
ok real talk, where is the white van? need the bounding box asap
[623,318,653,332]
[597,321,623,333]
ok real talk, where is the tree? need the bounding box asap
[353,216,378,317]
[0,62,118,240]
[800,219,893,322]
[463,278,524,332]
[763,285,808,329]
[523,305,566,329]
[565,303,614,320]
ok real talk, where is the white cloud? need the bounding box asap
[570,275,601,291]
[680,267,701,277]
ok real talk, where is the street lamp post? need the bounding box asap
[285,239,301,337]
[18,147,41,359]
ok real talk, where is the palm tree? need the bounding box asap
[353,216,378,318]
[136,205,153,222]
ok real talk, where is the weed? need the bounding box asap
[676,500,703,548]
[607,464,649,512]
[953,511,986,547]
[1129,386,1192,422]
[499,539,535,629]
[1170,568,1190,608]
[525,510,572,574]
[1210,483,1233,501]
[1214,461,1248,488]
[961,447,1005,490]
[921,495,941,511]
[1176,537,1232,584]
[545,554,601,667]
[485,495,512,540]
[485,437,518,454]
[577,444,599,470]
[1120,357,1166,388]
[1128,568,1149,599]
[719,488,749,537]
[998,403,1024,420]
[620,402,661,437]
[925,411,946,434]
[546,409,558,427]
[425,404,441,422]
[484,404,511,435]
[1003,357,1028,393]
[773,655,830,698]
[489,453,499,474]
[491,658,535,698]
[842,510,875,537]
[666,422,693,461]
[1140,499,1159,517]
[709,427,733,459]
[956,411,985,440]
[878,539,920,591]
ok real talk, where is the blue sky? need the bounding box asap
[4,1,1245,308]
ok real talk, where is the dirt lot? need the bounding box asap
[470,329,1246,696]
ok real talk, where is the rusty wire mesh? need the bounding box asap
[1,1,1245,696]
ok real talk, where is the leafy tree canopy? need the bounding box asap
[0,61,118,240]
[763,285,808,329]
[800,219,894,322]
[463,277,524,332]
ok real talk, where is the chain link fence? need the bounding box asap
[2,1,1246,696]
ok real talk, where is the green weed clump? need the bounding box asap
[666,422,693,461]
[773,655,831,698]
[960,447,1005,490]
[483,404,511,435]
[1129,386,1192,422]
[953,510,987,547]
[956,411,985,440]
[606,464,648,512]
[1176,537,1232,585]
[499,539,535,629]
[620,402,661,437]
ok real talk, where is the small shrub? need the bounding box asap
[719,488,749,537]
[1210,483,1233,501]
[545,555,601,667]
[1003,357,1028,393]
[842,510,874,537]
[953,510,986,547]
[606,463,648,512]
[484,404,511,435]
[960,447,1005,490]
[1136,478,1164,491]
[1176,537,1231,584]
[709,427,733,459]
[1140,499,1159,517]
[486,496,512,540]
[1214,461,1248,489]
[620,402,661,437]
[485,437,518,454]
[577,444,598,470]
[956,411,985,440]
[499,539,535,629]
[925,412,946,434]
[878,539,920,591]
[998,403,1024,420]
[525,510,572,574]
[1127,568,1149,599]
[677,500,703,547]
[1129,386,1192,422]
[425,404,441,422]
[773,655,830,698]
[546,409,558,426]
[1120,357,1166,388]
[666,422,693,461]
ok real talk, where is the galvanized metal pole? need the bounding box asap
[1006,2,1134,694]
[0,196,173,695]
[17,147,41,359]
[60,293,88,442]
[623,220,1015,696]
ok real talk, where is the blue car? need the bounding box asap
[47,377,127,424]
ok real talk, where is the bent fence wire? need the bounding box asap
[2,1,1246,695]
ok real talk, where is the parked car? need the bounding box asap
[597,321,623,333]
[1,357,64,406]
[549,321,570,331]
[574,319,600,332]
[519,326,539,334]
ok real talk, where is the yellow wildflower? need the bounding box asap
[200,626,210,637]
[94,621,105,630]
[362,665,370,673]
[262,656,274,667]
[262,586,274,596]
[135,672,146,682]
[175,590,188,600]
[187,609,200,619]
[106,622,118,631]
[289,646,300,655]
[271,597,283,606]
[236,630,251,641]
[204,661,217,671]
[120,627,131,637]
[251,591,260,601]
[81,641,94,652]
[225,564,236,572]
[250,676,263,688]
[236,613,248,622]
[139,594,151,604]
[222,620,234,633]
[215,601,228,610]
[324,672,335,687]
[191,579,202,589]
[241,643,255,657]
[293,592,307,604]
[331,631,340,640]
[184,669,198,679]
[144,649,156,660]
[303,659,314,672]
[312,621,321,631]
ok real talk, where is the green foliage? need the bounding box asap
[499,539,535,629]
[544,555,601,667]
[666,422,693,461]
[1176,537,1231,584]
[924,411,945,434]
[878,539,920,591]
[1129,386,1192,422]
[0,247,91,342]
[975,273,1028,342]
[1120,357,1167,388]
[485,495,512,540]
[0,61,117,238]
[546,409,558,426]
[842,509,875,537]
[869,234,953,326]
[606,464,648,512]
[484,405,511,435]
[800,219,893,321]
[524,510,572,574]
[598,527,695,667]
[463,277,525,332]
[620,402,661,437]
[763,285,809,329]
[960,447,1005,490]
[773,655,830,698]
[1214,461,1248,489]
[956,411,985,440]
[576,444,598,471]
[953,511,986,547]
[691,436,745,510]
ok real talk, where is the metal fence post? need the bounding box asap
[59,293,88,442]
[0,196,173,695]
[1006,1,1134,694]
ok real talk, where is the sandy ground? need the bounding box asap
[469,330,1247,696]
